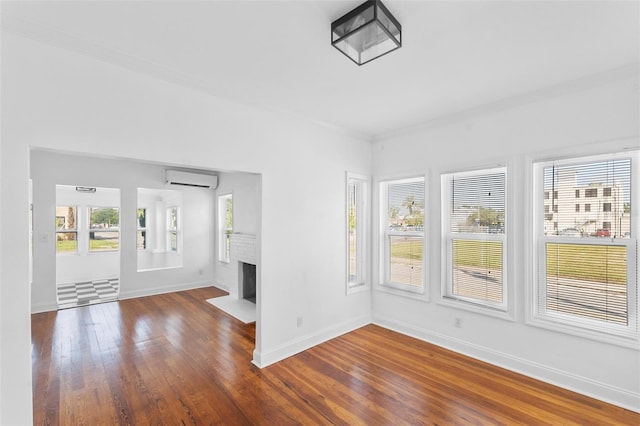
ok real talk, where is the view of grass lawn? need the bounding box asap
[546,243,626,285]
[56,238,119,253]
[452,240,502,268]
[390,238,423,260]
[89,239,119,251]
[56,240,77,253]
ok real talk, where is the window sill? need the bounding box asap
[437,297,514,322]
[377,283,429,302]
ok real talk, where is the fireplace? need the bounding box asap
[240,262,256,304]
[229,233,257,302]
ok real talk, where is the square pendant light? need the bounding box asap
[331,0,401,66]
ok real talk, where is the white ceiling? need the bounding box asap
[2,1,638,140]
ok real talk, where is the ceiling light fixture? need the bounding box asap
[331,0,401,66]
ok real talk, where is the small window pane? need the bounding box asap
[543,159,630,237]
[387,179,424,231]
[389,235,423,286]
[545,243,627,325]
[452,239,503,303]
[451,172,505,234]
[56,232,77,253]
[90,207,120,252]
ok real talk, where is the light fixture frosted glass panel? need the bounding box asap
[331,0,401,66]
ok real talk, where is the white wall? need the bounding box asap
[30,151,216,312]
[0,32,372,424]
[213,172,260,295]
[371,74,640,411]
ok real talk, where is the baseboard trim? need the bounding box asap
[373,314,640,413]
[31,302,58,314]
[118,280,214,300]
[252,314,371,368]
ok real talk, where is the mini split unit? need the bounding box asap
[165,170,218,189]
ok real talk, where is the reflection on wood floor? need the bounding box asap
[32,286,639,425]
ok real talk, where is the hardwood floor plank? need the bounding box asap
[32,287,640,425]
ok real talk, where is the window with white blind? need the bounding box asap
[533,152,637,344]
[218,194,232,263]
[442,167,507,311]
[347,173,369,293]
[380,177,425,294]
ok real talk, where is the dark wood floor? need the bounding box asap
[32,287,639,425]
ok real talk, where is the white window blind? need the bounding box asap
[382,177,425,291]
[443,168,506,309]
[537,155,636,338]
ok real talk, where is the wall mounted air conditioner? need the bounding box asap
[166,170,218,189]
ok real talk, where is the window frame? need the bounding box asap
[346,172,370,294]
[217,193,233,263]
[378,175,427,296]
[530,151,638,348]
[440,165,513,319]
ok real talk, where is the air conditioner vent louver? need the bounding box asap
[166,170,218,189]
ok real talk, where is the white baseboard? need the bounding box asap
[252,314,371,368]
[31,301,58,314]
[373,314,640,413]
[117,280,213,300]
[212,280,229,292]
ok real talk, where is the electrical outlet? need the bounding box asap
[454,318,462,328]
[296,317,302,327]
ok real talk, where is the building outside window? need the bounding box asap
[542,161,629,237]
[533,152,637,345]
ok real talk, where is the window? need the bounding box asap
[217,194,232,262]
[56,206,77,254]
[347,173,369,292]
[89,207,120,252]
[167,206,179,253]
[544,205,549,213]
[575,204,580,213]
[533,152,637,345]
[137,208,147,250]
[552,205,558,213]
[575,189,580,198]
[603,187,612,197]
[442,167,507,311]
[380,177,425,293]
